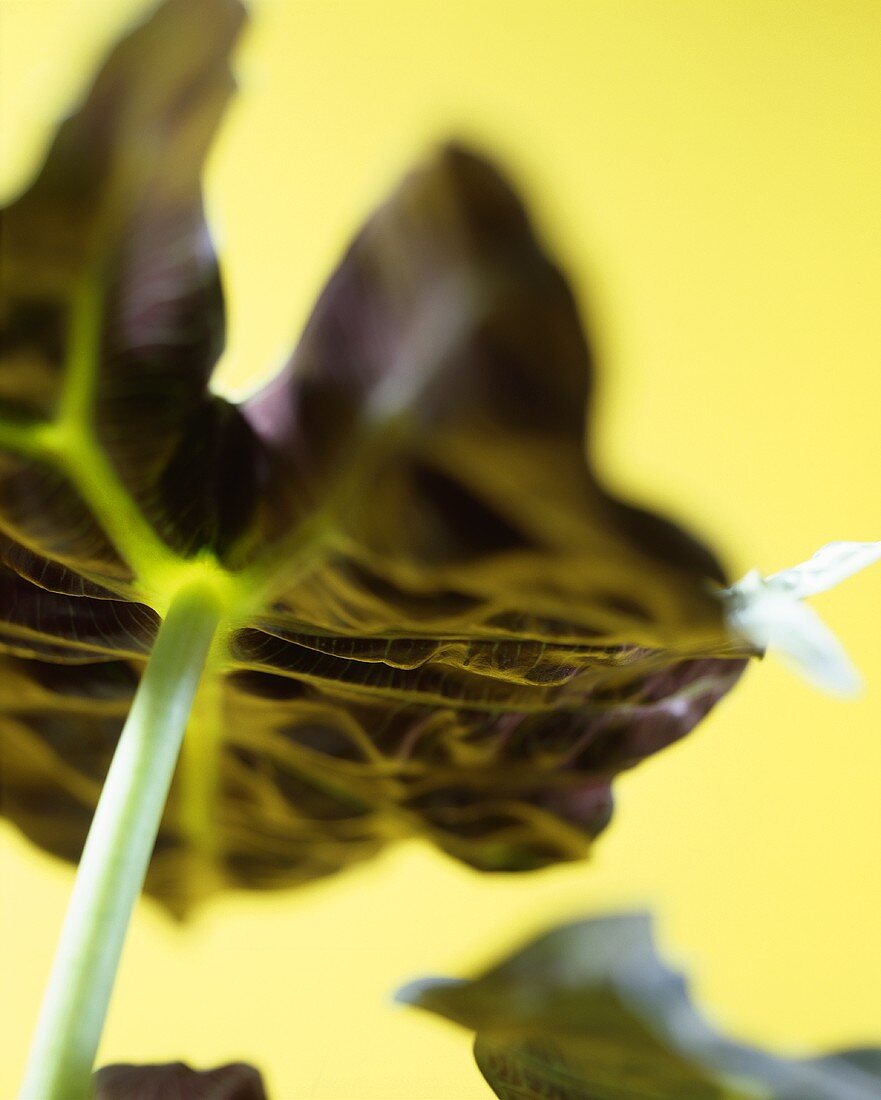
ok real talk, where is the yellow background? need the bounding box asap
[2,1,880,1096]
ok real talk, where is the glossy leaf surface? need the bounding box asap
[0,0,748,915]
[400,914,881,1100]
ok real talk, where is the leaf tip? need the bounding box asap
[394,976,464,1009]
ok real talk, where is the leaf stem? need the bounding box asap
[18,580,223,1100]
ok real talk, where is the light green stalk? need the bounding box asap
[19,580,223,1100]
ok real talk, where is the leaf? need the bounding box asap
[399,914,881,1100]
[93,1061,267,1099]
[0,0,749,915]
[0,0,251,579]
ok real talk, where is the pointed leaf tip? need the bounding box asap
[395,976,466,1008]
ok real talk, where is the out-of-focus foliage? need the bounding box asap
[400,914,881,1100]
[0,0,749,917]
[93,1060,267,1099]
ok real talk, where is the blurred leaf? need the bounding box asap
[0,0,749,916]
[93,1061,267,1099]
[400,914,881,1100]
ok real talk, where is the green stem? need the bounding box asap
[19,581,223,1100]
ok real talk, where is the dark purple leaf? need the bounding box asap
[0,0,749,916]
[93,1061,267,1100]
